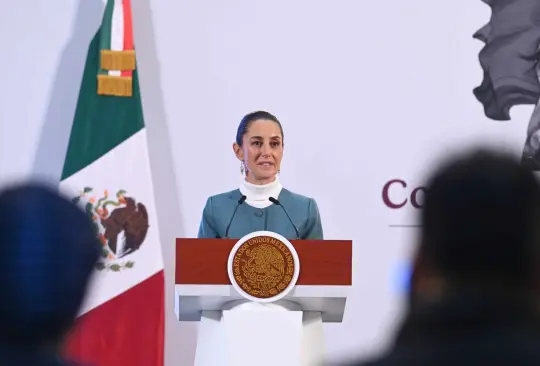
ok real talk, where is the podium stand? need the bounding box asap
[175,236,352,366]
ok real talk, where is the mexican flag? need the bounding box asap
[59,1,164,365]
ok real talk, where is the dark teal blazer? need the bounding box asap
[197,188,323,240]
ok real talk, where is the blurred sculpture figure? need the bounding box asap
[473,0,540,169]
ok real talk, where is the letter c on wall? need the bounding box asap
[382,179,407,209]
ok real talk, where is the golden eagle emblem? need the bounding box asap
[72,187,149,271]
[232,236,295,299]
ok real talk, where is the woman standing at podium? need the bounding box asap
[197,111,323,240]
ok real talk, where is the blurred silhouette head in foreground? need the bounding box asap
[340,149,540,366]
[411,148,540,303]
[0,183,99,360]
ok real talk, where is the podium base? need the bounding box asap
[193,300,325,366]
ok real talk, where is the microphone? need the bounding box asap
[269,197,300,239]
[225,195,247,238]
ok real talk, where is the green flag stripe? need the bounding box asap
[99,0,114,52]
[61,28,144,181]
[98,0,114,76]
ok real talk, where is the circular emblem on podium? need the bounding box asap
[227,231,300,303]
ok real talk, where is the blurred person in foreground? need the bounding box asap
[0,183,100,366]
[341,149,540,365]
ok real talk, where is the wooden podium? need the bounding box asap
[175,235,352,366]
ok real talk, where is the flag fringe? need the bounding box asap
[100,50,136,71]
[97,75,133,97]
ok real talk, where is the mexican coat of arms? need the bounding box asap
[72,187,150,271]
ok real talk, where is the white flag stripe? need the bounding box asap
[60,129,164,315]
[109,0,124,77]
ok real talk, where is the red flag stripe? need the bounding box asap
[64,271,165,366]
[122,0,134,77]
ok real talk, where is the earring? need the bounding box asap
[240,162,245,175]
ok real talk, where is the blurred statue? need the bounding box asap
[473,0,540,169]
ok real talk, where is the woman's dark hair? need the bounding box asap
[235,111,284,146]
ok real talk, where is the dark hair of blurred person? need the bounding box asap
[411,149,540,303]
[342,149,540,366]
[0,183,100,366]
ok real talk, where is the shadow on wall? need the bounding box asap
[131,1,194,366]
[32,0,105,182]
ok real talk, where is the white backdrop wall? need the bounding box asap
[0,1,535,365]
